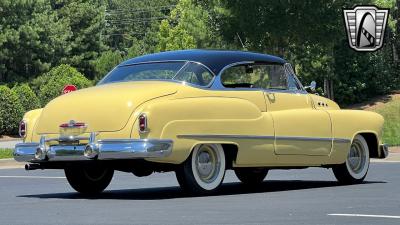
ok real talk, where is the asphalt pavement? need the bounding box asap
[0,162,399,225]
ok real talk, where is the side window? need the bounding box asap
[221,64,287,90]
[174,62,214,86]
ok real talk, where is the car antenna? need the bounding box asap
[236,33,246,50]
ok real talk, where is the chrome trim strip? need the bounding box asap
[13,133,173,162]
[177,134,351,143]
[333,138,352,143]
[276,136,333,142]
[119,60,216,77]
[177,134,275,140]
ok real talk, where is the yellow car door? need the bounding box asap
[265,91,332,156]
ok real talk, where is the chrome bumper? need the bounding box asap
[14,133,173,162]
[379,144,389,159]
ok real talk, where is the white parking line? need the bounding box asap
[328,214,400,219]
[0,176,65,179]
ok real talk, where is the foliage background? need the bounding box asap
[0,0,399,135]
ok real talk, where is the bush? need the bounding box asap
[12,84,41,111]
[36,64,92,105]
[0,85,24,135]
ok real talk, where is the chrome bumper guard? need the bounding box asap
[14,132,173,162]
[379,144,389,159]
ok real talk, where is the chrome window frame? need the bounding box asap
[97,59,306,94]
[211,61,307,94]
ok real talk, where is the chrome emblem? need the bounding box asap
[343,5,389,52]
[59,120,86,128]
[68,120,76,127]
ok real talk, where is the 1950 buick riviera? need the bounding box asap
[14,50,388,194]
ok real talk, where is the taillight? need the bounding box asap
[138,113,148,133]
[19,120,27,138]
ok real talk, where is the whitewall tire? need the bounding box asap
[176,144,226,194]
[333,134,370,184]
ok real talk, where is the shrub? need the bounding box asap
[0,85,24,135]
[12,84,41,111]
[36,65,92,105]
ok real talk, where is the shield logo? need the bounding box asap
[343,5,389,52]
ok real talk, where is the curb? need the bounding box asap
[0,138,22,142]
[0,159,24,169]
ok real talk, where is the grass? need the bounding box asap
[373,98,400,146]
[0,148,13,159]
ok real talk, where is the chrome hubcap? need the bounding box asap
[347,140,366,174]
[195,145,220,183]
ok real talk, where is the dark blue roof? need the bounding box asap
[120,49,286,75]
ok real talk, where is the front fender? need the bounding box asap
[327,109,384,162]
[328,109,384,141]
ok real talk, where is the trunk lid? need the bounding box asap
[35,81,177,134]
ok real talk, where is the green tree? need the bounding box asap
[56,0,107,79]
[0,0,71,83]
[103,0,177,51]
[157,0,217,51]
[92,50,123,81]
[0,85,24,135]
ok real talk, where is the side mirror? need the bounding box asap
[305,81,316,92]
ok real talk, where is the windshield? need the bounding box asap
[98,61,214,86]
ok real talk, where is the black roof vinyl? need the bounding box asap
[120,49,286,75]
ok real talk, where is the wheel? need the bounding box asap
[332,134,370,184]
[175,144,226,194]
[65,166,114,194]
[234,168,268,185]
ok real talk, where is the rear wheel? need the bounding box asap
[65,166,114,194]
[234,168,268,185]
[176,144,226,194]
[332,134,370,184]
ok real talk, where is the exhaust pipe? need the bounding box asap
[25,163,42,171]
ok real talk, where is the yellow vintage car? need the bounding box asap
[14,50,388,194]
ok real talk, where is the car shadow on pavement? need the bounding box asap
[18,180,385,200]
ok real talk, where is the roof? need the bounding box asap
[120,49,286,75]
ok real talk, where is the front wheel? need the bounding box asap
[332,134,370,184]
[175,144,226,195]
[65,166,114,194]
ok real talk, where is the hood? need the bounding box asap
[36,81,177,134]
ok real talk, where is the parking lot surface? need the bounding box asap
[0,162,399,225]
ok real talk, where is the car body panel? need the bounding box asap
[18,50,385,168]
[35,82,177,134]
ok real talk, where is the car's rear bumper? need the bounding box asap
[14,133,173,162]
[379,144,389,159]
